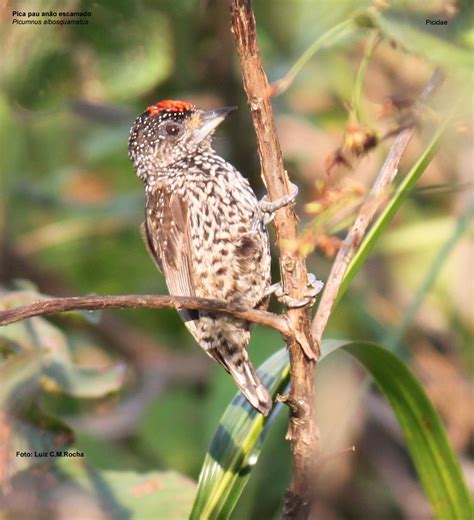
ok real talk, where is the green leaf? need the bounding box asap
[192,342,471,519]
[189,348,290,520]
[0,290,126,398]
[338,342,472,520]
[57,461,196,520]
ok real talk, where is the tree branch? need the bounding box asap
[229,6,444,516]
[0,294,291,338]
[311,68,444,347]
[230,1,319,517]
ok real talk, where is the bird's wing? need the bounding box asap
[140,222,162,273]
[144,189,199,326]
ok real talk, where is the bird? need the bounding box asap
[128,99,274,415]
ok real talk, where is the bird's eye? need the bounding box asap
[164,122,183,137]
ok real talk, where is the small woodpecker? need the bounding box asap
[128,100,273,415]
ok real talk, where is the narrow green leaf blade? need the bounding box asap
[340,341,472,520]
[192,341,471,520]
[337,115,449,303]
[190,348,290,520]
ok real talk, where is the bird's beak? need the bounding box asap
[195,106,237,141]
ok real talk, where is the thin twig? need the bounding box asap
[268,19,353,97]
[0,294,291,338]
[230,1,319,517]
[312,68,445,347]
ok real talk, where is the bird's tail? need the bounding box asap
[213,346,272,416]
[184,313,272,416]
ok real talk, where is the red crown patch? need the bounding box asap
[146,100,195,116]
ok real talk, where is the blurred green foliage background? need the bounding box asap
[0,0,472,518]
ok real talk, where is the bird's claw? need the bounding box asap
[259,183,299,224]
[265,273,324,308]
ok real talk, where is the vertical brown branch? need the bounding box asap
[229,1,319,517]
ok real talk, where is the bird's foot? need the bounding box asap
[265,273,324,308]
[259,183,299,224]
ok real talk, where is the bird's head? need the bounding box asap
[128,99,236,184]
